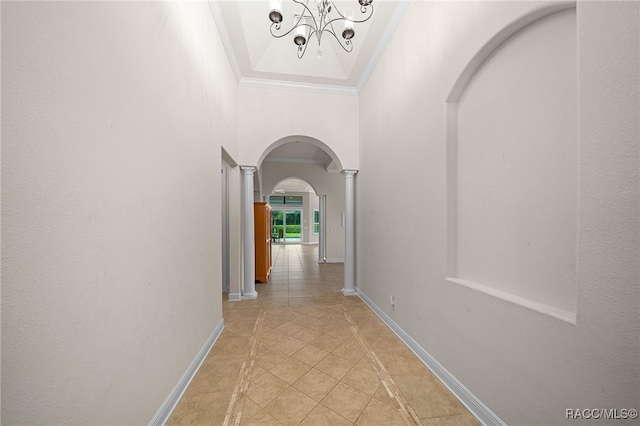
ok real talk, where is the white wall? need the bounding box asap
[238,85,359,169]
[262,162,345,261]
[357,1,638,424]
[1,2,236,424]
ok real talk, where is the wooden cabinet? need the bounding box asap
[254,202,272,283]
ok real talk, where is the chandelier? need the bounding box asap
[268,0,374,59]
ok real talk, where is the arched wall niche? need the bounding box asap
[445,2,578,324]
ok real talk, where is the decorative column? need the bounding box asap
[318,194,326,263]
[342,170,357,296]
[241,166,258,299]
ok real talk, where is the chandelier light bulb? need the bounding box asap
[342,8,355,40]
[294,24,307,46]
[269,0,283,23]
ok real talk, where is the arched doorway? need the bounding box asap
[269,178,319,245]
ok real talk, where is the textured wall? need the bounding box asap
[1,2,236,423]
[357,1,638,424]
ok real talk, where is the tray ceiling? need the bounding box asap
[209,0,409,94]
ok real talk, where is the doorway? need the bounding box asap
[272,209,302,244]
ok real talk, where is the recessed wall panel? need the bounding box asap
[456,10,577,313]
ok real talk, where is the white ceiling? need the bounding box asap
[210,0,409,94]
[263,141,341,172]
[273,178,316,193]
[264,142,333,164]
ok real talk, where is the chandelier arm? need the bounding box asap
[318,11,373,35]
[323,2,374,25]
[322,27,353,53]
[270,0,322,39]
[270,22,316,39]
[292,0,320,31]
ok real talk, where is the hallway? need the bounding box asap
[168,245,479,425]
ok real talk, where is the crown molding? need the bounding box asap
[239,77,358,96]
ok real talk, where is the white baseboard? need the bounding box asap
[356,288,505,426]
[228,292,242,302]
[149,319,225,426]
[324,258,344,263]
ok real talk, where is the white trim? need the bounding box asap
[228,292,242,302]
[150,319,225,426]
[446,277,577,325]
[356,288,506,426]
[263,157,328,165]
[239,77,358,96]
[324,258,344,263]
[446,1,575,103]
[357,0,411,93]
[208,1,241,85]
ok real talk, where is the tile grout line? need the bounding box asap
[223,310,267,426]
[340,305,424,426]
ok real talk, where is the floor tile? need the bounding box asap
[371,383,395,408]
[275,321,304,336]
[240,409,283,426]
[269,356,312,385]
[393,373,467,419]
[264,386,318,426]
[291,344,329,366]
[356,398,406,426]
[342,364,382,396]
[421,413,482,426]
[246,372,289,408]
[311,333,348,352]
[293,368,339,402]
[321,382,372,423]
[291,327,323,344]
[315,353,355,380]
[254,345,289,370]
[299,404,353,426]
[260,328,288,347]
[332,338,365,363]
[169,244,480,426]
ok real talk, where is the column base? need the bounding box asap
[341,288,358,296]
[242,291,258,300]
[228,293,242,302]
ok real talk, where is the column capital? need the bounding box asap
[341,169,358,177]
[240,166,257,175]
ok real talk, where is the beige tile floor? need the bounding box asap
[168,245,481,426]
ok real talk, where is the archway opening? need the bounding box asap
[268,178,318,246]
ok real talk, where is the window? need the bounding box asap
[313,209,319,234]
[269,195,303,205]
